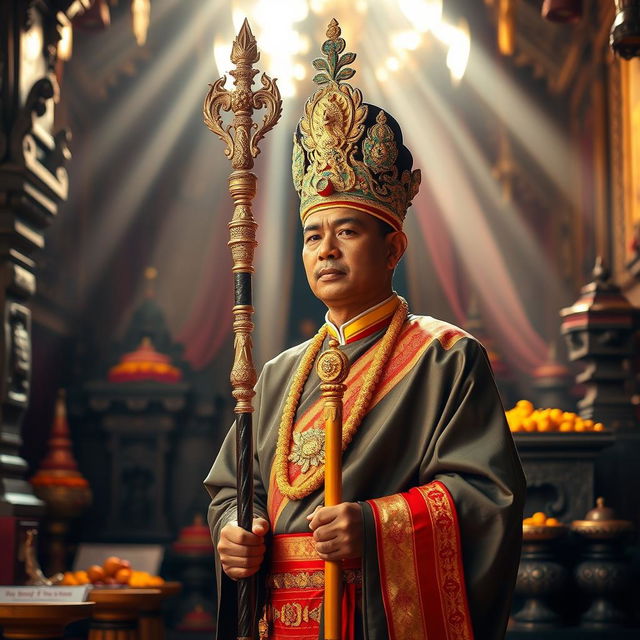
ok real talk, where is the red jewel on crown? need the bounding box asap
[316,177,334,197]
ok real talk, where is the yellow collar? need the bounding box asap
[325,294,400,345]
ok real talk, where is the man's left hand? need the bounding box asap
[307,502,363,561]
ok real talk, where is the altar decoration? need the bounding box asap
[572,498,635,627]
[108,337,182,383]
[30,391,92,574]
[170,515,216,633]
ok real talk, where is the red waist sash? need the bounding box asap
[261,533,361,640]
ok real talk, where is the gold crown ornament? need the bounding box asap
[292,19,421,231]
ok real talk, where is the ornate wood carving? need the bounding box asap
[0,0,92,583]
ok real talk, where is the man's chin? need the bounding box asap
[312,282,351,305]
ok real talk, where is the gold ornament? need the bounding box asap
[274,298,409,500]
[288,428,326,473]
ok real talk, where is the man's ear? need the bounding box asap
[386,231,408,269]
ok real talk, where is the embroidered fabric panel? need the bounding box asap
[367,481,474,640]
[263,533,362,640]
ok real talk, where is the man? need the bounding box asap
[205,19,525,640]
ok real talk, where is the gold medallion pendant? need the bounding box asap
[288,428,326,473]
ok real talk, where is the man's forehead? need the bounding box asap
[303,207,371,229]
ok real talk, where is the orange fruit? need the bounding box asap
[549,408,563,424]
[594,422,605,431]
[523,517,535,525]
[559,422,573,432]
[516,400,534,416]
[103,556,126,577]
[532,512,547,525]
[537,418,553,432]
[87,565,106,583]
[546,517,560,526]
[522,418,536,432]
[115,567,133,585]
[61,572,78,586]
[74,571,90,584]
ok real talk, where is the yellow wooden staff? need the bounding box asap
[316,339,350,640]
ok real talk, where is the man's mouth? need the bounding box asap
[316,267,346,281]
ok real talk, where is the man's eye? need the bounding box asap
[305,234,320,244]
[338,228,356,236]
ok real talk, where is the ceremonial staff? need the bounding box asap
[203,19,281,640]
[316,340,350,640]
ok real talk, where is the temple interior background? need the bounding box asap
[2,0,640,638]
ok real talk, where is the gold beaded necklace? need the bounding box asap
[274,297,409,500]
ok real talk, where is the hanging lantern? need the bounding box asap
[541,0,583,23]
[611,0,640,59]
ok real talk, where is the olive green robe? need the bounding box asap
[204,314,526,640]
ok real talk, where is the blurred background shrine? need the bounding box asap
[3,0,640,638]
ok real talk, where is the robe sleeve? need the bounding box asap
[361,338,526,640]
[203,370,270,640]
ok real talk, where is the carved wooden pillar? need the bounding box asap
[0,0,91,584]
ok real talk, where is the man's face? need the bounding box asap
[302,207,403,312]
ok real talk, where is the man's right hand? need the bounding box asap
[217,517,269,580]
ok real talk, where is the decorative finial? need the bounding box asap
[592,256,609,284]
[312,18,356,86]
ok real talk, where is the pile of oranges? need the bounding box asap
[506,400,605,433]
[523,512,562,527]
[60,555,164,588]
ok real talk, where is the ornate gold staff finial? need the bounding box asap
[203,18,282,640]
[203,18,282,415]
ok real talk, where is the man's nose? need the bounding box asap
[318,234,340,260]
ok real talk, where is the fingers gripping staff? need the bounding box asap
[316,339,350,640]
[203,19,282,640]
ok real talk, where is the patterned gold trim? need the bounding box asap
[272,534,319,561]
[371,492,427,640]
[273,602,322,627]
[269,569,362,589]
[417,484,474,640]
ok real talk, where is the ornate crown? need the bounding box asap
[292,19,421,231]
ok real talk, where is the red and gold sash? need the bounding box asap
[267,317,467,527]
[368,481,474,640]
[262,533,361,640]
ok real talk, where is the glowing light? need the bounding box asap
[376,67,389,82]
[391,30,421,52]
[446,20,470,83]
[386,56,400,71]
[58,23,73,61]
[131,0,150,47]
[24,27,43,61]
[398,0,442,33]
[293,63,306,80]
[231,0,312,98]
[213,39,233,89]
